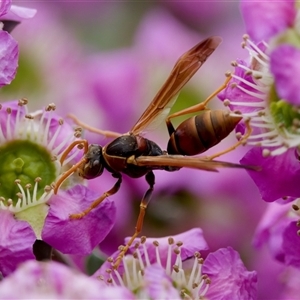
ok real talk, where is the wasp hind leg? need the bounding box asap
[113,171,155,269]
[166,74,232,136]
[205,117,252,160]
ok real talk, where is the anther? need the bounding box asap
[176,241,183,247]
[19,98,28,105]
[153,240,159,247]
[168,237,175,245]
[46,103,56,111]
[223,99,231,106]
[262,149,271,157]
[140,236,147,244]
[292,204,299,211]
[59,119,64,125]
[6,108,12,114]
[44,185,52,193]
[25,114,34,119]
[173,265,179,273]
[16,192,23,198]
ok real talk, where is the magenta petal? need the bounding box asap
[0,260,135,299]
[0,211,35,277]
[203,247,257,300]
[282,221,300,268]
[241,147,300,201]
[270,45,300,105]
[0,31,18,86]
[142,264,180,299]
[240,0,296,42]
[0,0,11,17]
[42,185,116,255]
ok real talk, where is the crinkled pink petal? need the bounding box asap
[0,260,135,299]
[270,45,300,106]
[240,0,296,42]
[0,0,11,17]
[203,247,257,300]
[142,264,180,299]
[0,31,18,86]
[241,147,300,201]
[282,221,300,268]
[0,211,35,277]
[42,185,116,255]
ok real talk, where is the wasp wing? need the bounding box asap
[131,155,259,172]
[130,36,222,135]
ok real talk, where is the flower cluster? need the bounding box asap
[0,229,257,299]
[219,1,300,203]
[1,0,300,298]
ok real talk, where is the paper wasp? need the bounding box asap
[54,36,254,267]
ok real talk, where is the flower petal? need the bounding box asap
[0,260,134,299]
[203,247,257,300]
[270,44,300,105]
[0,211,35,277]
[0,31,18,86]
[240,0,296,42]
[282,221,300,268]
[241,147,300,201]
[42,185,116,255]
[0,0,11,17]
[141,264,180,300]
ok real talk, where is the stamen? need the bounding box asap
[6,107,12,140]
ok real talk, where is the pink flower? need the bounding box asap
[0,260,134,299]
[94,228,257,299]
[0,101,116,276]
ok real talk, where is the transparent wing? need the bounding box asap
[130,36,222,135]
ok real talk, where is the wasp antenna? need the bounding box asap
[59,139,88,165]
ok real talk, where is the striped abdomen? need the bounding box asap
[167,110,242,156]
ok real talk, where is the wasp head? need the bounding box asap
[78,144,104,179]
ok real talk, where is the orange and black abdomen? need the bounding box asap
[167,110,242,156]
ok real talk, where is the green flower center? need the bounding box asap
[269,85,300,135]
[0,139,56,206]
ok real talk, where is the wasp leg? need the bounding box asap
[54,157,88,194]
[166,74,232,136]
[54,140,89,194]
[69,174,122,219]
[206,118,252,160]
[68,114,122,138]
[113,171,155,269]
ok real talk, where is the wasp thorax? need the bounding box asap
[79,144,104,179]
